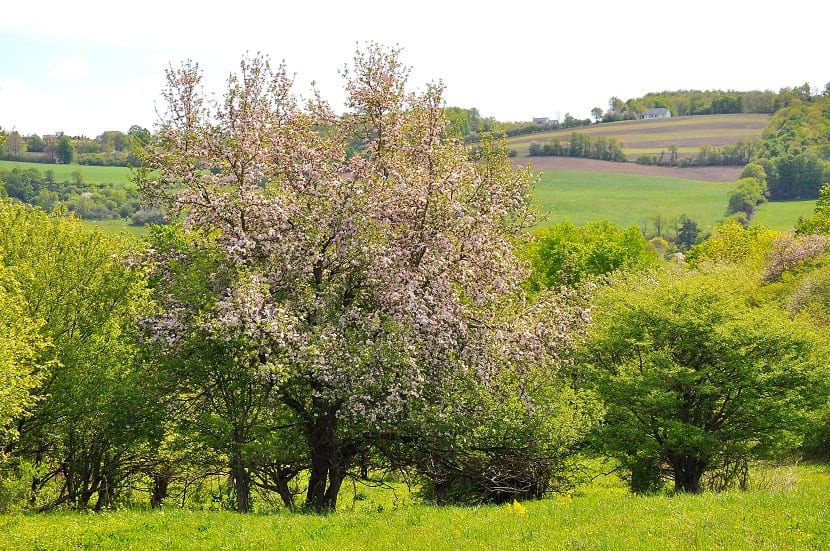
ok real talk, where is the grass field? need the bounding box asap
[532,171,730,233]
[3,463,828,550]
[81,218,146,237]
[508,114,771,160]
[752,200,818,231]
[0,160,134,186]
[531,170,815,233]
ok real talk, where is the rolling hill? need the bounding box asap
[506,113,771,161]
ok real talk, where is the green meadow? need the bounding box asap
[3,463,828,550]
[0,160,133,186]
[531,170,814,233]
[532,171,730,232]
[752,199,818,230]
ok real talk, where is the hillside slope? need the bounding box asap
[507,114,770,162]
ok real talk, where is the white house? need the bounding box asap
[641,108,672,119]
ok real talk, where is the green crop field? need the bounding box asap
[532,170,731,233]
[3,463,828,550]
[508,113,771,160]
[0,160,134,186]
[531,170,816,233]
[81,218,147,237]
[752,200,818,230]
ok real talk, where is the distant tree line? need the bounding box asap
[0,165,146,221]
[597,85,821,122]
[0,126,151,167]
[636,139,762,167]
[528,132,626,162]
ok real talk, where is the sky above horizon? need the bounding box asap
[1,1,826,137]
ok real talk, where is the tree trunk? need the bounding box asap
[151,468,171,509]
[670,454,707,493]
[273,471,296,512]
[231,452,252,513]
[305,408,352,513]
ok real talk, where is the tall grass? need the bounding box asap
[3,464,828,550]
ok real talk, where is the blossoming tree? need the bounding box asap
[137,44,592,512]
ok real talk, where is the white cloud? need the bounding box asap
[48,53,91,80]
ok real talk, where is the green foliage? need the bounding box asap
[686,219,777,269]
[740,162,767,183]
[618,89,780,117]
[756,94,830,200]
[405,360,603,505]
[0,200,157,511]
[674,216,701,250]
[726,177,768,219]
[766,152,829,200]
[0,266,46,444]
[586,266,827,493]
[797,183,830,234]
[525,220,658,288]
[55,135,74,164]
[0,164,141,221]
[528,132,626,162]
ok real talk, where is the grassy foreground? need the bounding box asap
[3,464,828,550]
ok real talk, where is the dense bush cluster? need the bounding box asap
[528,132,626,162]
[0,166,141,220]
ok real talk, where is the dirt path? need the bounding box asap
[513,157,743,183]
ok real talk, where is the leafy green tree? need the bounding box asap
[674,216,701,250]
[587,266,826,493]
[0,265,46,444]
[25,134,45,153]
[526,220,657,289]
[127,125,151,145]
[55,135,74,164]
[686,219,777,269]
[727,177,767,219]
[0,200,157,511]
[591,107,603,123]
[2,131,25,158]
[739,162,767,184]
[797,183,830,235]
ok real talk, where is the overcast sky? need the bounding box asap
[1,0,826,137]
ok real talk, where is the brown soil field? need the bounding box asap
[513,156,743,183]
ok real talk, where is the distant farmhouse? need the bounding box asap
[641,108,671,120]
[532,117,553,125]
